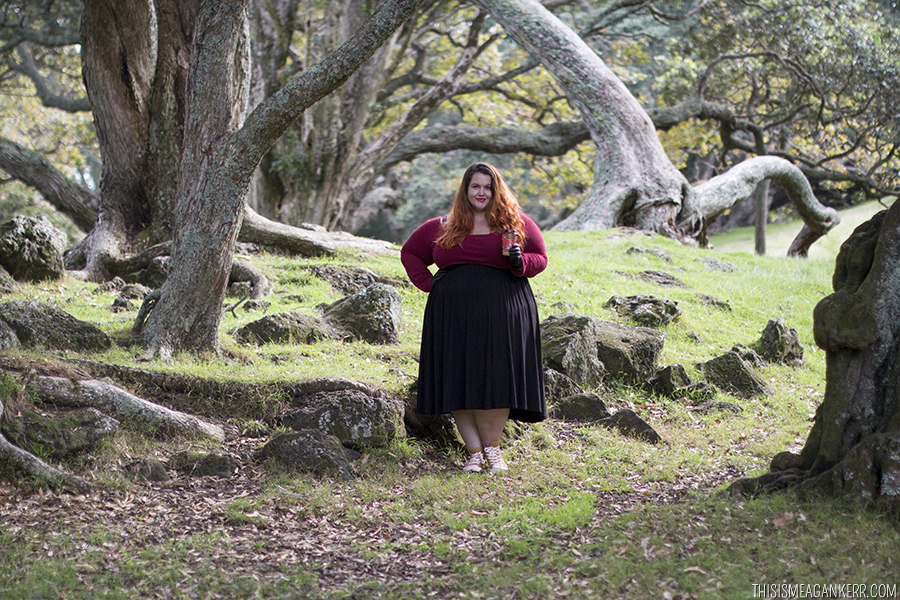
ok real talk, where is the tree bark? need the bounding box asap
[753,179,770,256]
[0,431,92,493]
[26,376,225,441]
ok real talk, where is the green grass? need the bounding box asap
[2,210,900,599]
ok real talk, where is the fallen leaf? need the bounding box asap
[773,511,795,527]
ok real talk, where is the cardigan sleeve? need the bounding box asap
[513,215,548,278]
[401,218,441,292]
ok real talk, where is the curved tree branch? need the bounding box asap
[0,136,98,232]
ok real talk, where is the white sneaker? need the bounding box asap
[483,444,508,473]
[462,450,484,473]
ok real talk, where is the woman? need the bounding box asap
[401,162,548,473]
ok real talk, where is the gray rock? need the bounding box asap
[647,364,692,397]
[129,256,170,288]
[0,407,119,459]
[599,409,663,444]
[626,246,673,263]
[93,277,126,295]
[170,451,238,478]
[0,215,67,282]
[257,429,359,479]
[604,294,682,327]
[402,381,460,450]
[550,393,611,422]
[125,459,171,482]
[698,351,773,398]
[638,270,689,288]
[540,313,605,388]
[233,310,336,345]
[730,344,766,368]
[309,265,408,296]
[120,283,153,300]
[696,294,732,311]
[0,265,15,292]
[755,318,804,366]
[276,388,406,449]
[0,300,111,352]
[0,318,19,350]
[770,451,804,472]
[322,283,403,344]
[593,319,665,383]
[543,368,584,405]
[703,257,737,272]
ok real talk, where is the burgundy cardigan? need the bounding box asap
[401,213,548,293]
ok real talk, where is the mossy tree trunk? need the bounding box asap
[732,201,900,500]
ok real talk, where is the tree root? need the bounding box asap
[26,375,225,441]
[0,431,92,494]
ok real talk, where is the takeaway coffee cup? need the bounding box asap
[501,230,518,255]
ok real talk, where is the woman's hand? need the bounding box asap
[507,243,523,271]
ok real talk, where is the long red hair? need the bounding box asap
[436,162,526,250]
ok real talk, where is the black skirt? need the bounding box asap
[417,264,546,423]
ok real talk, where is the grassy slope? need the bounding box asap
[1,211,899,600]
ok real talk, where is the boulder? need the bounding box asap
[257,429,359,480]
[697,351,773,398]
[540,313,605,388]
[543,368,584,405]
[275,387,406,449]
[550,393,611,422]
[639,270,689,288]
[626,246,673,263]
[125,459,171,482]
[0,215,67,282]
[702,257,737,272]
[0,407,119,459]
[322,283,403,344]
[0,265,15,292]
[599,409,663,444]
[755,318,804,366]
[0,300,111,352]
[593,319,665,384]
[309,265,408,295]
[0,318,19,350]
[129,256,170,288]
[402,381,460,449]
[647,364,692,397]
[170,451,239,478]
[233,310,336,345]
[696,294,732,311]
[604,294,682,327]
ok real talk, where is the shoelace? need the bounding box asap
[483,445,508,472]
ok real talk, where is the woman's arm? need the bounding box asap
[513,215,548,277]
[401,219,441,292]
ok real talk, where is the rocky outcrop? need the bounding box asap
[0,215,67,282]
[322,283,403,345]
[0,300,111,352]
[604,294,682,327]
[697,351,773,398]
[256,429,360,480]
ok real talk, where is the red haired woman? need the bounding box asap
[401,162,548,473]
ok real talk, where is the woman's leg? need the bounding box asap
[473,408,510,447]
[452,410,484,451]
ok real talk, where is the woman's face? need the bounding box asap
[466,171,494,213]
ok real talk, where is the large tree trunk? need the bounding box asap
[730,202,900,500]
[139,0,423,358]
[78,0,198,281]
[476,0,699,238]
